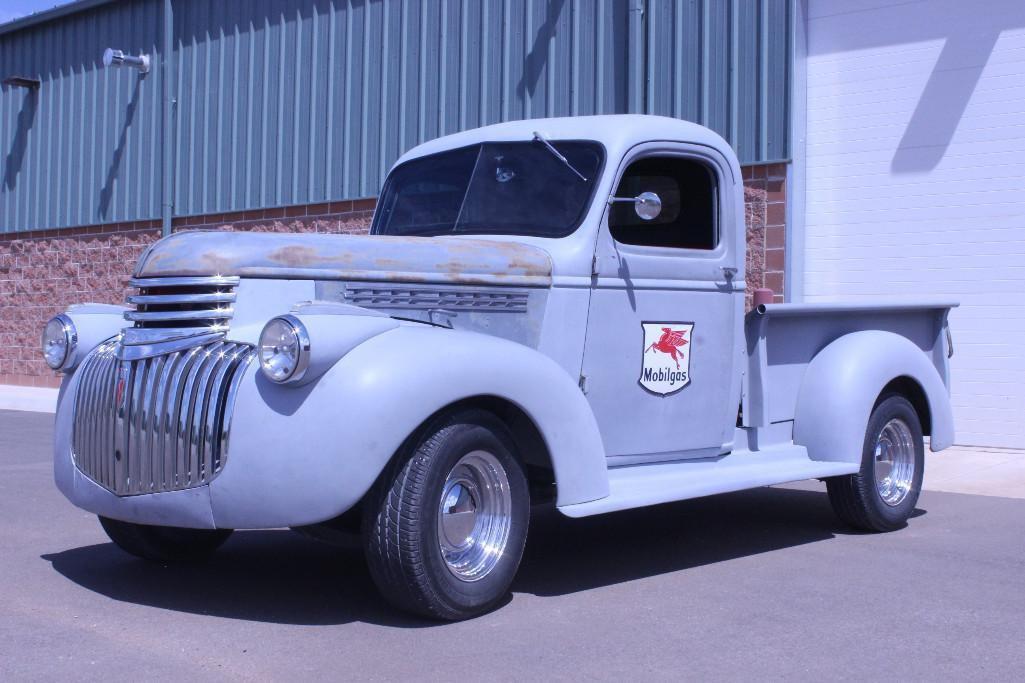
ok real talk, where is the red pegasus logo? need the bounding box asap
[645,327,689,369]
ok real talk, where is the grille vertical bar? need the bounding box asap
[72,339,254,496]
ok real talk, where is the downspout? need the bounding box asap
[160,0,175,237]
[628,0,646,113]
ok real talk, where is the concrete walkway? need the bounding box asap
[0,385,57,413]
[925,445,1025,500]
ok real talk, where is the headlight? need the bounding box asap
[41,314,77,370]
[258,315,310,383]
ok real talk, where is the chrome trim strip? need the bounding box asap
[124,308,234,322]
[122,327,222,346]
[130,276,240,288]
[189,344,224,485]
[220,352,255,462]
[127,292,237,305]
[119,333,226,360]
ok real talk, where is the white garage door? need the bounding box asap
[803,0,1025,448]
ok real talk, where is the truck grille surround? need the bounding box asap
[126,276,238,329]
[71,337,254,496]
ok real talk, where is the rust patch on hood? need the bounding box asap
[134,231,553,287]
[268,245,327,268]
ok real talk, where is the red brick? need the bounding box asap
[764,271,784,293]
[263,208,285,219]
[284,205,307,217]
[744,178,767,193]
[766,225,786,250]
[765,177,786,204]
[766,202,786,227]
[765,248,785,271]
[766,163,787,180]
[329,200,353,214]
[352,197,378,212]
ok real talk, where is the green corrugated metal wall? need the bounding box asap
[0,0,791,233]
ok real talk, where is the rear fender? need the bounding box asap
[793,330,954,466]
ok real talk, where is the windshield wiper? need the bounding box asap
[532,131,587,182]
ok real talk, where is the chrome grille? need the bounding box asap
[121,276,239,359]
[125,275,238,329]
[72,338,254,496]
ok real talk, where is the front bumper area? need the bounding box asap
[54,342,382,530]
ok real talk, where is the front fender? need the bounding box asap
[211,324,608,528]
[793,330,954,467]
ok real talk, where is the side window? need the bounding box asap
[609,157,718,250]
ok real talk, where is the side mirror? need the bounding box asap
[608,191,662,221]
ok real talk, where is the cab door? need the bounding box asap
[579,145,744,465]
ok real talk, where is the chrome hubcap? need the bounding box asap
[874,418,916,506]
[438,450,512,582]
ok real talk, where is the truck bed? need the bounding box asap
[743,300,956,429]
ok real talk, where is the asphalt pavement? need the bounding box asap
[2,409,1023,681]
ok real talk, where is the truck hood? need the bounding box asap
[134,231,553,287]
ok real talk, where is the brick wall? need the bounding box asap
[0,201,377,388]
[1,167,785,388]
[742,162,788,309]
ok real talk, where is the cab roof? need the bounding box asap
[394,115,738,177]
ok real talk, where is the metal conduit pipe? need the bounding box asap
[161,0,175,238]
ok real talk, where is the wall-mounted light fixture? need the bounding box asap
[2,75,41,89]
[102,48,150,74]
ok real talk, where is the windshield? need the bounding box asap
[371,140,604,238]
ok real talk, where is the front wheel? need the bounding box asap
[99,516,233,562]
[363,410,530,621]
[826,394,925,532]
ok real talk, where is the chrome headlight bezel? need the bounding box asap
[258,314,310,384]
[41,313,78,371]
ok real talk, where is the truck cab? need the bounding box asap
[46,115,956,620]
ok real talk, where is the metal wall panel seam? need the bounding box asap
[230,14,241,214]
[325,3,337,196]
[308,2,319,204]
[759,0,770,161]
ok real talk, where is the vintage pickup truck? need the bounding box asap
[45,115,956,620]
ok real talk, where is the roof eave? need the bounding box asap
[0,0,116,38]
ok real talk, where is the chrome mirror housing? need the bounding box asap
[608,191,662,221]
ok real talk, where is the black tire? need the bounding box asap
[363,410,530,621]
[99,516,233,562]
[826,394,925,532]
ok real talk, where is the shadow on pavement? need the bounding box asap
[42,530,420,628]
[42,486,924,626]
[515,486,885,596]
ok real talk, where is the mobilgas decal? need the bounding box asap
[639,322,694,396]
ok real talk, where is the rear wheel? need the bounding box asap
[363,410,529,621]
[99,516,233,562]
[826,394,924,532]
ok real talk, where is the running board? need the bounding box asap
[558,445,859,518]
